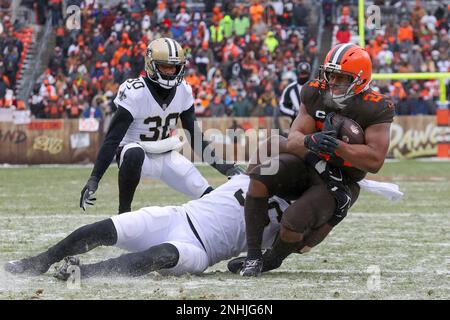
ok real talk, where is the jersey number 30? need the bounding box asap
[140,113,179,141]
[125,79,180,142]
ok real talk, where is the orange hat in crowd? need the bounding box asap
[17,100,25,109]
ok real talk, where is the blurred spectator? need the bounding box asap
[249,1,264,25]
[220,14,233,39]
[292,0,310,27]
[264,31,279,54]
[409,45,424,73]
[209,94,226,117]
[234,6,250,37]
[232,92,253,117]
[376,44,394,73]
[336,23,351,44]
[397,20,414,49]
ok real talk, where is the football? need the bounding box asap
[332,113,365,144]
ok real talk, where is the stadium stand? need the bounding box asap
[18,0,320,119]
[330,0,449,115]
[0,1,32,110]
[1,0,449,117]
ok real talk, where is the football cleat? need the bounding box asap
[228,251,283,274]
[4,257,50,275]
[239,258,263,277]
[54,256,80,281]
[227,256,246,274]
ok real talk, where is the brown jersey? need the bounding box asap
[301,79,395,181]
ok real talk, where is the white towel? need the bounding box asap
[357,179,404,201]
[138,136,185,154]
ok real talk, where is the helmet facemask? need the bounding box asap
[148,60,185,89]
[320,63,366,109]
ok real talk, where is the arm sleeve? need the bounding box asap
[300,80,320,117]
[179,104,216,162]
[90,106,133,180]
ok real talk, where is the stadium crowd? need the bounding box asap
[0,7,26,110]
[331,0,450,115]
[0,0,449,118]
[18,0,318,120]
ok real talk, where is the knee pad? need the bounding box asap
[134,243,180,274]
[79,218,118,246]
[120,147,145,173]
[143,243,180,266]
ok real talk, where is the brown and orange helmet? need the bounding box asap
[319,43,372,107]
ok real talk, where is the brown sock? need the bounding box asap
[245,195,269,260]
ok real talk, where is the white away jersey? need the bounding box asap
[114,77,194,146]
[182,174,290,266]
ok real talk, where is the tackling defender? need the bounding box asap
[5,174,291,278]
[80,38,239,214]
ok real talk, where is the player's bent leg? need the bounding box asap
[160,151,211,199]
[118,143,145,214]
[261,172,338,272]
[56,243,180,279]
[241,153,310,276]
[157,241,209,276]
[240,170,270,276]
[4,219,117,275]
[56,208,209,279]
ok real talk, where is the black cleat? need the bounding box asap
[54,256,80,281]
[239,258,263,277]
[227,256,246,274]
[228,250,283,274]
[4,257,50,275]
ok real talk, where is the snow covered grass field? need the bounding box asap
[0,161,449,300]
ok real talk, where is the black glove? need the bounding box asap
[304,130,339,155]
[212,162,244,177]
[225,164,246,177]
[80,176,99,211]
[326,179,352,227]
[305,152,352,226]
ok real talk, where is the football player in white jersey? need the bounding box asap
[80,38,241,214]
[5,173,293,278]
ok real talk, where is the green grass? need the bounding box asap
[0,161,449,300]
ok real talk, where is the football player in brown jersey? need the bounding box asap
[237,43,395,277]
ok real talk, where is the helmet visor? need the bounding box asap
[322,69,356,96]
[154,61,184,81]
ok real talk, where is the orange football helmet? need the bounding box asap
[319,43,372,107]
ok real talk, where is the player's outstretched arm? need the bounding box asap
[80,106,133,211]
[180,105,240,176]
